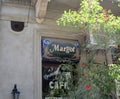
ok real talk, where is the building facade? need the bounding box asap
[0,0,119,99]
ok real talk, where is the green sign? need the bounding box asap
[42,38,80,62]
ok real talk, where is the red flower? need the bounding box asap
[105,16,110,20]
[85,84,91,91]
[81,62,87,66]
[103,9,110,20]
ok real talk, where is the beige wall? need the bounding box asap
[0,1,113,99]
[0,1,83,99]
[0,20,35,99]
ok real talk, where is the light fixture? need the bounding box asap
[11,84,20,99]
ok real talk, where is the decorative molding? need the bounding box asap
[0,3,35,23]
[0,14,35,23]
[33,29,83,99]
[35,0,48,23]
[33,31,42,99]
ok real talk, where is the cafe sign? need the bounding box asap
[41,38,80,62]
[42,64,72,99]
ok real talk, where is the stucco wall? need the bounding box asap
[0,20,35,99]
[0,2,113,99]
[0,1,83,99]
[0,24,82,99]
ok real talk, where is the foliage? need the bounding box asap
[57,0,120,42]
[47,59,120,98]
[108,62,120,81]
[68,54,120,99]
[56,0,120,98]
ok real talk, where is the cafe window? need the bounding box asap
[41,37,80,99]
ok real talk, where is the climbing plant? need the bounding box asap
[57,0,120,43]
[56,0,120,98]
